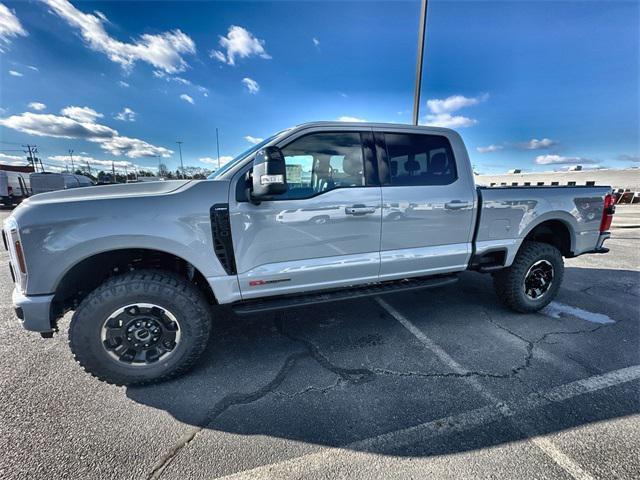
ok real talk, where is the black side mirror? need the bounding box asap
[251,146,287,202]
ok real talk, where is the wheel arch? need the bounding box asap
[520,216,574,257]
[51,248,217,321]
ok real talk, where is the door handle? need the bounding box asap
[345,205,376,216]
[444,200,471,210]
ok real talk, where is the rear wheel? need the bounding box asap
[69,270,212,385]
[493,241,564,313]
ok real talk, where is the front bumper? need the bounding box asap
[12,288,55,333]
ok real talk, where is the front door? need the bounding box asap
[375,130,476,281]
[230,130,382,300]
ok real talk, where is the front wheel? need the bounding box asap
[69,270,212,385]
[493,241,564,313]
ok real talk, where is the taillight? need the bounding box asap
[14,240,27,273]
[599,193,615,232]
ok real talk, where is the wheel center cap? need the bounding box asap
[135,329,150,340]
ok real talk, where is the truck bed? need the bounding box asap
[474,185,612,266]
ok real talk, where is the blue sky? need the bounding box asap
[0,0,638,175]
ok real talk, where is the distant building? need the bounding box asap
[476,167,640,191]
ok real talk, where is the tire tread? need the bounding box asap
[69,270,211,386]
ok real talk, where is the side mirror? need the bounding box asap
[251,146,287,202]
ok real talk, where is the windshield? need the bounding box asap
[207,133,284,179]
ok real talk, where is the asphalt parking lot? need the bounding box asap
[0,206,638,480]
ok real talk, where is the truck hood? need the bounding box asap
[22,180,191,206]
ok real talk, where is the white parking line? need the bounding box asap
[542,301,615,324]
[374,297,596,480]
[214,364,640,480]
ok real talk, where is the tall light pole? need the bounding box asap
[215,128,221,170]
[176,141,184,179]
[69,149,75,173]
[412,0,429,126]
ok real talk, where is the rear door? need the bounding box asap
[374,129,476,280]
[230,129,382,299]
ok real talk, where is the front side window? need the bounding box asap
[279,132,365,199]
[384,133,457,186]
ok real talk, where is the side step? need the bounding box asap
[232,274,458,315]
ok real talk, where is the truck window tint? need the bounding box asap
[384,133,457,186]
[280,132,365,199]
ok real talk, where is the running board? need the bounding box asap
[232,275,458,315]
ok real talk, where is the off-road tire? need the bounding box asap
[69,270,212,385]
[493,241,564,313]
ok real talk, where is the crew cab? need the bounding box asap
[4,122,614,385]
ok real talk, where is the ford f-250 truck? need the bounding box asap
[4,122,615,385]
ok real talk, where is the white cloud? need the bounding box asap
[618,154,640,163]
[45,0,195,74]
[244,135,264,145]
[210,50,226,63]
[476,144,503,154]
[8,69,22,76]
[312,37,320,47]
[180,93,194,104]
[210,25,270,66]
[423,93,487,128]
[426,94,488,115]
[0,111,115,139]
[337,116,367,122]
[424,113,477,128]
[0,152,25,164]
[534,154,597,165]
[0,110,172,158]
[242,77,259,94]
[48,154,135,170]
[27,65,38,71]
[0,3,27,52]
[154,71,209,95]
[60,105,103,123]
[200,155,233,166]
[93,135,172,158]
[525,138,557,150]
[114,107,136,122]
[28,102,47,111]
[118,80,130,88]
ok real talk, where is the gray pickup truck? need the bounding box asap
[4,122,615,385]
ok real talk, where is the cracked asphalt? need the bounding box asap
[1,208,639,479]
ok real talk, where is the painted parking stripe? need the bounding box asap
[542,301,615,324]
[375,297,595,480]
[215,364,640,480]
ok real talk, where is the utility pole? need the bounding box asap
[23,144,37,171]
[86,160,92,177]
[176,141,184,179]
[111,160,116,183]
[68,149,75,173]
[215,128,221,170]
[412,0,428,126]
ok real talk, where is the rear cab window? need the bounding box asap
[382,132,457,186]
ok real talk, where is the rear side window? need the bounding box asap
[384,133,457,186]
